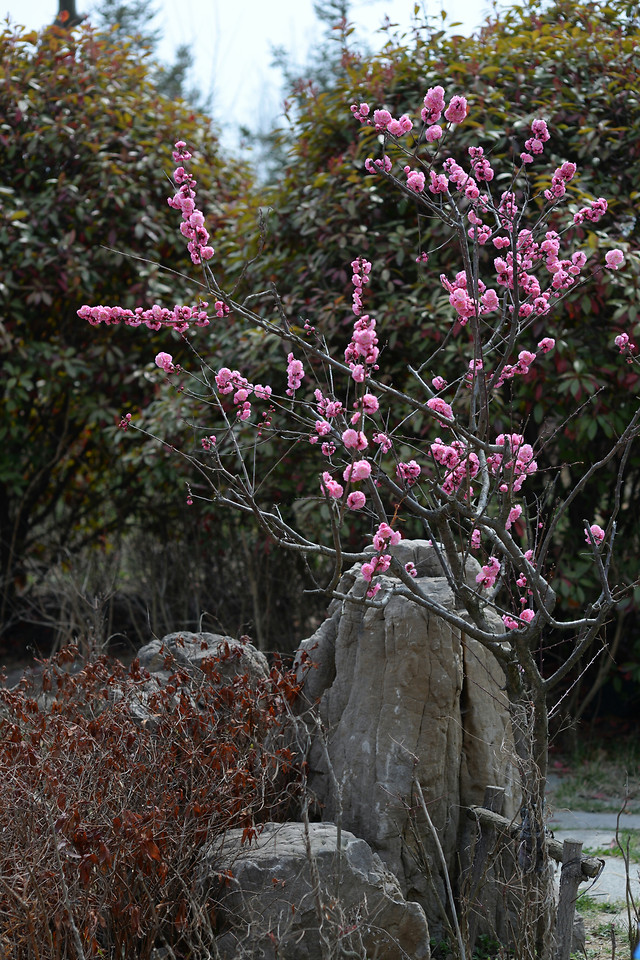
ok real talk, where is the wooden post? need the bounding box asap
[467,785,506,955]
[554,838,583,960]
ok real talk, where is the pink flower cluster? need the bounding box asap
[430,437,479,496]
[614,332,636,355]
[427,397,454,422]
[502,608,535,630]
[155,351,175,373]
[342,428,368,450]
[543,160,577,202]
[360,522,403,597]
[585,523,605,546]
[350,257,372,316]
[475,556,500,589]
[286,353,305,396]
[468,145,494,183]
[321,471,343,499]
[373,522,402,551]
[215,367,272,421]
[605,249,625,270]
[573,197,608,225]
[343,459,372,482]
[505,504,523,531]
[364,155,392,175]
[421,85,445,126]
[487,433,537,493]
[350,102,413,137]
[167,141,214,265]
[487,226,592,324]
[405,166,426,193]
[442,157,481,201]
[520,118,550,165]
[78,302,213,332]
[396,460,421,484]
[440,271,499,324]
[352,87,467,151]
[345,259,379,383]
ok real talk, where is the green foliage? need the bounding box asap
[231,0,640,696]
[0,21,247,637]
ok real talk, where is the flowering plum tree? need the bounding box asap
[81,88,639,955]
[236,0,640,710]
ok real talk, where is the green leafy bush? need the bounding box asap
[0,22,247,640]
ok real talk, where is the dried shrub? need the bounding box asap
[0,643,304,958]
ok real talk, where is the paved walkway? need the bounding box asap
[547,793,640,904]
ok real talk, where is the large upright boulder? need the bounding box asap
[294,540,518,929]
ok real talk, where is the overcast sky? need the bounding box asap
[4,0,493,148]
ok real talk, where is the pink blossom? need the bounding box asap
[405,167,426,193]
[429,171,448,194]
[321,441,336,457]
[516,350,536,375]
[373,109,393,131]
[444,95,468,124]
[396,460,421,484]
[481,289,499,311]
[425,124,443,142]
[427,397,454,421]
[502,608,535,630]
[422,85,445,124]
[321,472,343,499]
[475,556,501,590]
[585,523,605,546]
[605,249,625,270]
[347,491,367,510]
[286,353,305,395]
[373,432,392,453]
[615,333,630,352]
[315,419,332,436]
[361,393,379,414]
[350,102,370,123]
[362,553,392,581]
[432,376,447,390]
[342,429,368,451]
[405,561,418,578]
[537,337,555,353]
[373,522,402,550]
[505,504,523,530]
[471,528,481,550]
[343,459,372,482]
[155,351,174,372]
[531,118,550,142]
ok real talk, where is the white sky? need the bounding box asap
[4,0,493,149]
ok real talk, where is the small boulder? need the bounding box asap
[137,631,269,686]
[203,821,430,959]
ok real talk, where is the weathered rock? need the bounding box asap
[138,631,269,686]
[115,632,270,727]
[294,540,518,932]
[203,821,430,959]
